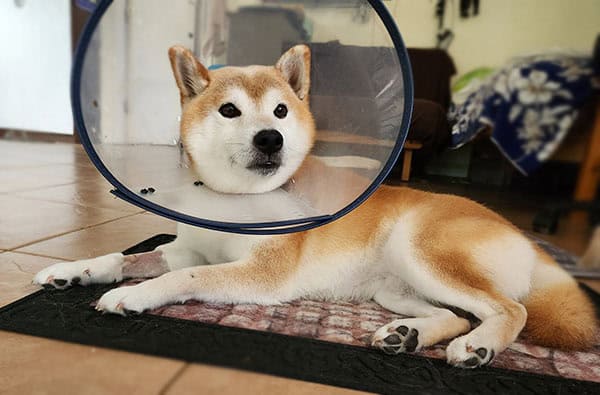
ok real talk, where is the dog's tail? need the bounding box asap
[522,251,598,350]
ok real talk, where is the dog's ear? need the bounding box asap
[275,45,311,100]
[169,45,210,104]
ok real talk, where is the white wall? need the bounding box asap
[95,0,196,145]
[391,0,600,76]
[0,0,72,134]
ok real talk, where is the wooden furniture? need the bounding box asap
[574,99,600,203]
[315,130,423,181]
[400,141,424,181]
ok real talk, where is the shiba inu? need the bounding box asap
[34,45,598,368]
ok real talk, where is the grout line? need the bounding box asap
[159,363,190,395]
[5,250,73,262]
[6,212,142,251]
[3,183,145,215]
[0,182,77,195]
[8,260,36,276]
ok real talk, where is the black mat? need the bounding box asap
[1,234,599,394]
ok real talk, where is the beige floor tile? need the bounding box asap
[15,182,144,214]
[1,164,109,193]
[0,252,63,307]
[0,331,184,395]
[0,164,80,193]
[0,195,133,250]
[18,213,176,260]
[0,140,77,168]
[0,142,108,194]
[165,364,372,395]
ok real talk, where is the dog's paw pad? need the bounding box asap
[453,348,494,368]
[462,356,481,368]
[396,325,409,336]
[122,308,142,316]
[446,337,496,368]
[372,323,420,355]
[475,347,488,359]
[39,275,85,290]
[37,275,73,290]
[383,334,402,345]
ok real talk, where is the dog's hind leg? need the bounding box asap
[382,217,531,368]
[33,240,201,290]
[374,267,527,368]
[371,289,471,354]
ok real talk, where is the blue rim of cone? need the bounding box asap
[71,0,414,235]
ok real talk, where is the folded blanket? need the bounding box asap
[449,55,596,175]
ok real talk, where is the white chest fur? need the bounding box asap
[174,223,267,264]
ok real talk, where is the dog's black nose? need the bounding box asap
[253,129,283,154]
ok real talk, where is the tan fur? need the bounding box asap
[523,281,598,349]
[275,45,311,100]
[168,46,210,105]
[190,235,305,294]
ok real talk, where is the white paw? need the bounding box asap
[33,253,124,290]
[371,319,421,354]
[96,281,166,316]
[445,334,496,368]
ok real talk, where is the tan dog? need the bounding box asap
[34,45,598,368]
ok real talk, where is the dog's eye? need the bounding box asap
[218,103,241,118]
[274,104,288,119]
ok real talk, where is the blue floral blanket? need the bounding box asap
[449,55,596,175]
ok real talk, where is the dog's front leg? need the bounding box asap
[96,258,290,315]
[33,251,169,290]
[33,241,202,290]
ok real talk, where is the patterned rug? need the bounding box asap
[125,284,600,383]
[1,234,599,394]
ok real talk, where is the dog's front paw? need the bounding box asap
[96,282,163,316]
[371,321,421,355]
[33,254,124,290]
[445,335,495,368]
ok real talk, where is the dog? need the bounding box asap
[34,45,598,368]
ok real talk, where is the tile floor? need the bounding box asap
[0,139,597,394]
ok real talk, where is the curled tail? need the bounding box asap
[522,252,599,350]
